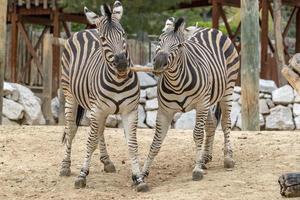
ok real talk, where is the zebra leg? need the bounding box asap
[192,106,209,181]
[220,94,235,169]
[201,109,217,169]
[60,95,79,177]
[75,107,106,189]
[122,110,149,192]
[99,132,116,173]
[142,109,174,179]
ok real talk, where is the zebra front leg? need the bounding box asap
[202,109,217,169]
[99,132,116,173]
[122,110,149,192]
[192,106,209,181]
[75,107,106,188]
[220,97,235,169]
[60,96,79,177]
[142,109,173,180]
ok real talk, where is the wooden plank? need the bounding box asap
[282,7,297,39]
[60,13,88,24]
[296,8,300,53]
[52,9,60,96]
[42,33,53,125]
[10,9,18,82]
[0,0,8,124]
[26,0,31,9]
[261,0,269,72]
[212,0,219,29]
[218,4,234,38]
[273,0,287,86]
[240,0,260,131]
[282,67,300,95]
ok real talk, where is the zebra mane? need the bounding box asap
[103,4,112,22]
[174,17,184,32]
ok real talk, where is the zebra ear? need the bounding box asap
[162,17,175,32]
[112,1,123,20]
[84,7,100,25]
[174,17,185,33]
[100,4,112,18]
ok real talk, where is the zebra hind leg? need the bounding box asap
[192,106,209,181]
[60,96,79,177]
[75,107,106,189]
[201,109,217,169]
[220,95,235,169]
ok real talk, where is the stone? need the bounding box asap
[264,94,272,99]
[259,93,264,98]
[145,98,158,111]
[139,90,147,104]
[51,97,59,120]
[259,79,277,94]
[138,105,147,128]
[259,114,265,127]
[294,90,300,103]
[293,103,300,117]
[259,99,269,114]
[234,86,241,94]
[3,82,19,101]
[137,72,157,89]
[145,87,157,99]
[272,85,294,105]
[265,99,275,108]
[174,110,196,129]
[105,115,119,128]
[146,110,157,128]
[1,116,19,126]
[236,113,242,129]
[294,116,300,129]
[232,93,240,102]
[2,98,24,120]
[230,101,241,128]
[265,105,295,130]
[11,83,45,125]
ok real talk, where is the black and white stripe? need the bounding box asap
[142,17,240,181]
[59,1,148,191]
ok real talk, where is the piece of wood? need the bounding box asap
[0,0,8,125]
[42,33,53,125]
[10,8,18,82]
[296,8,300,53]
[273,0,287,86]
[240,0,260,131]
[52,9,60,97]
[282,67,300,95]
[261,0,269,71]
[279,173,300,197]
[212,0,220,29]
[130,65,153,72]
[289,53,300,74]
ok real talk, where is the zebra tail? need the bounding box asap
[214,103,222,126]
[61,105,85,144]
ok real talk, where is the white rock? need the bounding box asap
[259,79,277,94]
[146,110,157,128]
[265,105,295,130]
[234,86,241,94]
[294,116,300,129]
[272,85,294,105]
[265,98,275,108]
[12,83,45,125]
[145,87,157,99]
[51,97,59,120]
[105,115,119,128]
[293,103,300,117]
[174,110,196,129]
[232,93,240,102]
[2,98,24,120]
[259,99,269,114]
[173,112,182,122]
[137,72,157,89]
[294,90,300,103]
[138,105,147,128]
[230,101,241,128]
[145,98,158,111]
[3,82,19,101]
[2,116,20,126]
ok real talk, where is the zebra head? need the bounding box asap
[84,1,130,79]
[153,17,185,75]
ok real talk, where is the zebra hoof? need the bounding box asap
[136,182,149,192]
[224,157,235,169]
[59,167,71,177]
[192,169,204,181]
[104,162,116,173]
[74,176,86,189]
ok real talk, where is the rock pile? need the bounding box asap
[2,82,45,125]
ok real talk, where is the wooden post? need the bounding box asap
[0,0,8,125]
[212,0,219,29]
[273,0,287,86]
[11,4,18,82]
[261,0,269,71]
[296,8,300,53]
[52,9,60,97]
[240,0,260,131]
[42,33,53,125]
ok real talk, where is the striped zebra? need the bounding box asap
[142,18,240,182]
[59,1,149,192]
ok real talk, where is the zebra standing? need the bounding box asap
[59,1,148,192]
[142,18,240,183]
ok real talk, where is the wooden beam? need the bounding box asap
[282,7,297,39]
[212,0,220,29]
[218,4,234,38]
[296,8,300,53]
[10,7,18,82]
[52,9,60,96]
[62,21,71,38]
[0,0,8,125]
[273,0,287,86]
[60,13,88,24]
[42,33,53,125]
[261,0,269,71]
[241,0,260,131]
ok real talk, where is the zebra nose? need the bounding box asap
[114,53,127,70]
[154,52,168,71]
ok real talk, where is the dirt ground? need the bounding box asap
[0,126,300,200]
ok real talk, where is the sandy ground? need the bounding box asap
[0,126,300,200]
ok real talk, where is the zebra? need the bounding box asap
[59,1,149,192]
[142,17,240,183]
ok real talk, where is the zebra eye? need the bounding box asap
[100,36,106,42]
